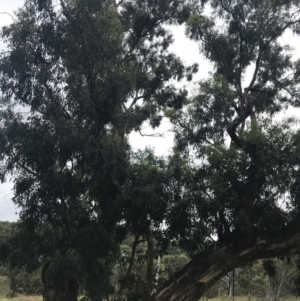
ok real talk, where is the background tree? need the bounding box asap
[264,258,294,301]
[0,221,43,298]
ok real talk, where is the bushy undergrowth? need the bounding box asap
[0,276,9,297]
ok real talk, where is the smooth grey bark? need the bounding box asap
[227,270,233,299]
[267,259,291,301]
[151,231,300,301]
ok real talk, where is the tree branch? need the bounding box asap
[15,161,39,178]
[152,229,300,301]
[129,93,151,110]
[247,48,263,91]
[120,233,141,292]
[138,130,165,138]
[0,12,17,22]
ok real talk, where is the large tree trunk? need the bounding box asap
[60,278,79,301]
[42,262,78,301]
[151,231,300,301]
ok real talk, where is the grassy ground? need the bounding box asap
[0,276,42,301]
[206,297,298,301]
[0,294,297,301]
[0,297,42,301]
[3,297,293,301]
[0,276,9,299]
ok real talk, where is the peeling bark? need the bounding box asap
[151,231,300,301]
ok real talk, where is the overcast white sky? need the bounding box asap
[0,0,25,221]
[0,0,299,222]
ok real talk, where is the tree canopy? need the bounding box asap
[1,0,300,301]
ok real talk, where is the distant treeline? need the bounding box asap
[1,221,300,301]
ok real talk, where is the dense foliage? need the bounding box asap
[0,0,197,300]
[1,0,300,301]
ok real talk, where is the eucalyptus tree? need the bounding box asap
[0,0,197,300]
[151,0,300,300]
[3,0,300,301]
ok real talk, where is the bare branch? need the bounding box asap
[15,161,38,177]
[59,0,71,20]
[218,0,234,14]
[247,48,263,90]
[0,12,17,22]
[129,93,151,110]
[138,129,165,138]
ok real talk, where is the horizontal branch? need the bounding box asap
[138,130,165,138]
[152,229,300,301]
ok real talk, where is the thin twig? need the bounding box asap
[0,12,17,22]
[138,129,165,138]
